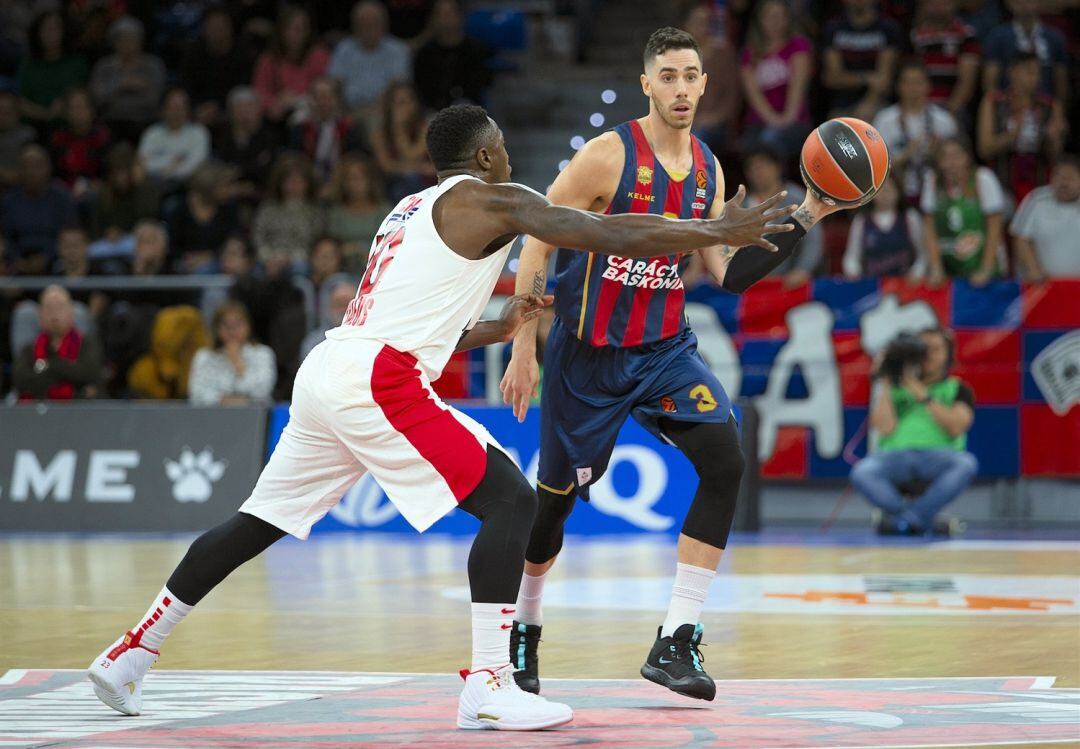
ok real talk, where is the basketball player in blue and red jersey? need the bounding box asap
[501,28,852,700]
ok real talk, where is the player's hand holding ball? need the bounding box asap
[800,117,890,222]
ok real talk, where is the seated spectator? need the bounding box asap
[909,0,980,118]
[17,10,88,127]
[843,174,926,279]
[188,299,276,406]
[822,0,901,120]
[179,7,254,127]
[329,1,411,114]
[310,235,344,293]
[87,143,160,246]
[167,161,240,273]
[742,146,822,287]
[127,305,210,400]
[300,279,354,360]
[253,6,328,123]
[131,220,170,277]
[921,137,1007,286]
[982,0,1067,102]
[253,153,323,272]
[219,234,254,278]
[138,89,211,186]
[739,0,813,160]
[683,3,741,157]
[49,87,111,199]
[215,86,280,203]
[49,225,117,312]
[371,82,436,202]
[1,144,78,274]
[324,151,388,273]
[89,16,166,142]
[977,53,1065,205]
[1011,155,1080,282]
[874,62,960,207]
[13,284,103,400]
[289,76,366,185]
[0,89,35,188]
[852,327,977,535]
[414,0,491,111]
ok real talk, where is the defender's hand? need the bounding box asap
[713,185,798,252]
[500,350,541,422]
[497,294,552,341]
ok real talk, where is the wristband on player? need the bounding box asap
[721,218,808,294]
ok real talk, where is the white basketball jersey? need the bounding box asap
[326,175,513,380]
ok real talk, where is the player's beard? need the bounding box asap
[652,95,695,130]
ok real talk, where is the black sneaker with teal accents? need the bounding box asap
[640,623,716,701]
[509,621,541,694]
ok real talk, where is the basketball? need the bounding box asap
[800,117,890,206]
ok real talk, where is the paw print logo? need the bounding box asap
[164,448,228,503]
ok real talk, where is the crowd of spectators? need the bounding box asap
[1,0,1077,405]
[1,0,493,402]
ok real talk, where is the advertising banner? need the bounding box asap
[0,404,266,531]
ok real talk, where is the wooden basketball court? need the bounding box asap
[2,532,1078,747]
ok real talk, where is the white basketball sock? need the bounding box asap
[514,571,547,626]
[471,602,514,671]
[660,563,715,638]
[129,587,193,651]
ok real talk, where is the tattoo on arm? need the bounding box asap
[531,270,545,296]
[792,206,816,231]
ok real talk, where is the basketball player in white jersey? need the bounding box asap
[87,104,796,731]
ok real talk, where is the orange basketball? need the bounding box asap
[800,117,890,206]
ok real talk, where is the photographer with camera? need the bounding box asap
[851,327,978,535]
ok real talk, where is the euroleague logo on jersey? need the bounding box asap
[695,169,708,189]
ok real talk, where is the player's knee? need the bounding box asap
[526,487,575,563]
[695,442,745,498]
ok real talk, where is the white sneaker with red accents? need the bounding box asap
[87,632,159,715]
[457,663,573,731]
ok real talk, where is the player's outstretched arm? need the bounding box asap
[487,182,797,259]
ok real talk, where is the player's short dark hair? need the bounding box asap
[643,27,701,68]
[426,104,496,171]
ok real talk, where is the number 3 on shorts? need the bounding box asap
[689,384,718,413]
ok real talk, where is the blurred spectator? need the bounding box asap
[253,6,328,123]
[822,0,902,120]
[179,7,255,127]
[137,89,211,185]
[50,225,116,280]
[910,0,980,118]
[853,327,977,536]
[982,0,1068,102]
[874,62,960,207]
[219,234,254,278]
[958,0,1003,41]
[13,284,103,400]
[214,86,280,202]
[328,1,411,114]
[131,220,170,277]
[739,0,813,161]
[0,89,34,188]
[324,151,388,273]
[89,16,167,142]
[17,10,88,126]
[87,143,160,244]
[682,4,741,157]
[977,52,1065,205]
[1,144,78,275]
[742,146,822,287]
[168,161,240,273]
[372,82,435,202]
[188,299,276,406]
[289,76,367,185]
[49,87,111,199]
[843,174,926,279]
[1011,155,1080,281]
[414,0,491,111]
[309,235,344,292]
[300,279,353,360]
[253,152,323,271]
[921,137,1007,286]
[127,305,210,399]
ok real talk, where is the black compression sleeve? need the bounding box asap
[721,218,808,294]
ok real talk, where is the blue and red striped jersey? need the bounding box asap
[552,119,718,348]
